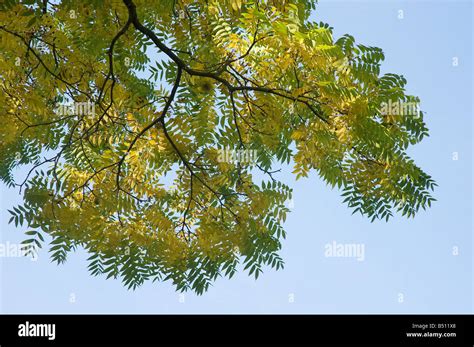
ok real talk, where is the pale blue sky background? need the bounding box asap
[0,0,472,313]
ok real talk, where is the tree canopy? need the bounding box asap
[0,0,436,293]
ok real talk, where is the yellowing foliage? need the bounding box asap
[0,0,435,293]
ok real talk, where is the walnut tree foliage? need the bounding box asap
[0,0,436,293]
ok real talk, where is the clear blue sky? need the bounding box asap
[1,0,472,313]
